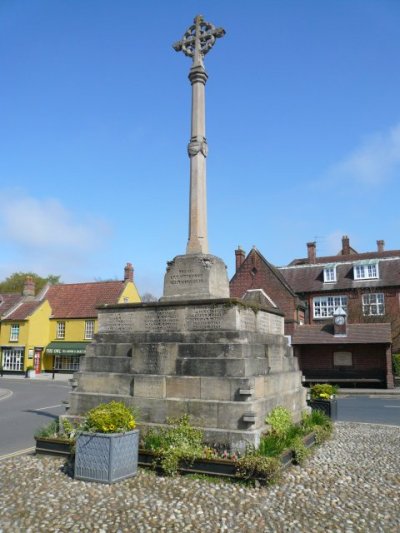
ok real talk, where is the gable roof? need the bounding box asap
[292,323,392,345]
[280,257,400,293]
[231,248,298,298]
[46,281,128,319]
[0,293,24,317]
[4,300,45,321]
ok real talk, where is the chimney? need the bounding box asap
[307,242,316,264]
[23,276,35,298]
[342,235,350,255]
[124,262,134,282]
[235,246,245,272]
[377,240,385,253]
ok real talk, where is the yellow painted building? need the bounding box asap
[0,264,141,374]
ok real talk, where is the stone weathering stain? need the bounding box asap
[68,15,307,451]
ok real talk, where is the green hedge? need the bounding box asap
[393,354,400,377]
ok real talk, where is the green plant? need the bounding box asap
[236,453,281,485]
[265,406,293,437]
[142,415,204,476]
[393,354,400,377]
[258,424,303,457]
[301,409,332,431]
[26,365,34,372]
[35,419,61,439]
[300,410,333,444]
[291,436,310,465]
[310,383,338,400]
[82,401,136,434]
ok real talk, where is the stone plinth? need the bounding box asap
[161,254,229,301]
[68,299,307,452]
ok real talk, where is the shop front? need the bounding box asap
[44,342,90,373]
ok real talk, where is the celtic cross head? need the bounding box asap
[173,15,225,67]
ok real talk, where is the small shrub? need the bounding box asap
[310,383,338,400]
[393,354,400,377]
[35,419,60,439]
[258,424,303,457]
[301,410,333,444]
[236,454,281,485]
[301,409,332,431]
[82,401,136,434]
[265,406,293,436]
[142,415,204,476]
[291,436,310,465]
[313,425,333,444]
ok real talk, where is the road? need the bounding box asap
[0,379,70,458]
[0,381,399,458]
[337,396,400,426]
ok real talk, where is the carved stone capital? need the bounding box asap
[188,65,208,86]
[187,137,208,158]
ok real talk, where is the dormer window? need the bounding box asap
[354,261,379,280]
[323,266,336,283]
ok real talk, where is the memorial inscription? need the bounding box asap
[144,310,178,332]
[186,306,224,330]
[169,269,205,286]
[99,312,135,333]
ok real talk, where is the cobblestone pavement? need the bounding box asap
[0,422,399,532]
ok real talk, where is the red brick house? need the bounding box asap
[229,237,399,388]
[230,246,305,336]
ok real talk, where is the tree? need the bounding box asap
[0,272,61,294]
[141,292,158,302]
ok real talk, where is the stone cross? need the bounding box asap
[173,15,225,255]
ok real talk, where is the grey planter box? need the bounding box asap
[308,399,337,421]
[75,429,139,484]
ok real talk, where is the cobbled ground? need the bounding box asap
[0,422,399,532]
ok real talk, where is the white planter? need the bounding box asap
[75,429,139,484]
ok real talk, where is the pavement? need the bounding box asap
[0,422,399,532]
[0,372,73,382]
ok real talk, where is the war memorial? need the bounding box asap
[68,16,307,451]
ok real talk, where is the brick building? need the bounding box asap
[230,246,305,336]
[230,237,399,388]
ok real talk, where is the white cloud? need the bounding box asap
[328,123,400,185]
[0,190,112,280]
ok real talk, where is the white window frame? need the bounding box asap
[56,321,65,339]
[2,347,24,371]
[84,320,95,340]
[354,262,379,280]
[54,355,80,371]
[362,293,385,316]
[323,267,336,283]
[313,296,348,319]
[10,324,20,342]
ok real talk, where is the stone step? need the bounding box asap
[176,357,269,377]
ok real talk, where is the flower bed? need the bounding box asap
[34,404,332,486]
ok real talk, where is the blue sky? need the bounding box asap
[1,0,400,296]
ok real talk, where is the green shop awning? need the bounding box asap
[45,342,90,356]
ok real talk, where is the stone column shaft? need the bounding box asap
[187,65,209,254]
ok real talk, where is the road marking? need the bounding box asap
[0,447,35,462]
[34,404,64,411]
[384,405,400,408]
[0,389,13,402]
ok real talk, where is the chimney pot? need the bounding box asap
[124,262,134,282]
[307,242,316,264]
[377,240,385,253]
[235,246,246,272]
